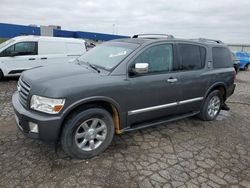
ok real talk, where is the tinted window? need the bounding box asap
[132,44,173,73]
[1,42,37,57]
[1,45,14,57]
[212,47,233,68]
[15,42,37,55]
[178,44,205,70]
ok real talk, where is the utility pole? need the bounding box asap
[112,24,115,35]
[112,24,115,34]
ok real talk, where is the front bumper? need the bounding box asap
[12,92,62,142]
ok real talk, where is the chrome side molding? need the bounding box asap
[128,97,203,115]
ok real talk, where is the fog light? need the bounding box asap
[29,122,38,133]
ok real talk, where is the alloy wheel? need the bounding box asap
[74,118,107,151]
[207,96,220,118]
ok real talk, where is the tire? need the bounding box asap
[198,90,222,121]
[61,108,114,159]
[0,70,3,81]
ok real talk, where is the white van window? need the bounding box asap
[0,42,37,57]
[67,43,84,55]
[39,41,67,55]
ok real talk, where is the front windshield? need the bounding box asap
[0,39,15,49]
[77,42,139,70]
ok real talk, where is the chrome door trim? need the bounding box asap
[178,97,204,104]
[128,97,203,115]
[128,102,178,115]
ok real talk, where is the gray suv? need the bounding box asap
[12,34,236,159]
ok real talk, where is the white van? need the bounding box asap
[0,36,86,80]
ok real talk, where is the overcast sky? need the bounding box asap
[1,0,250,43]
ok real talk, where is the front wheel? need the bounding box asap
[198,90,222,121]
[61,108,115,159]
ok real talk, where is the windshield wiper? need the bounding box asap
[77,59,100,73]
[88,63,100,73]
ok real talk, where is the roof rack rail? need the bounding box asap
[132,34,174,39]
[191,38,223,44]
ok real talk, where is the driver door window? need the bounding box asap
[1,42,37,57]
[132,44,173,74]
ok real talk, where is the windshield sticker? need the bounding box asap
[109,51,127,58]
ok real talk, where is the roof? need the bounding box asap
[111,37,226,47]
[112,38,153,44]
[12,35,85,43]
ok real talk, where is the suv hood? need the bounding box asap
[22,63,96,83]
[21,62,109,98]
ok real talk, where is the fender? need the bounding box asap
[60,96,122,122]
[204,82,227,99]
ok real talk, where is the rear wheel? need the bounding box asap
[61,108,114,159]
[199,90,222,121]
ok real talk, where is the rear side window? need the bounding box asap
[178,44,206,71]
[212,47,233,68]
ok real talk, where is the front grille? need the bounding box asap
[17,78,31,107]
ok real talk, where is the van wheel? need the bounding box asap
[198,90,222,121]
[0,70,3,81]
[61,108,114,159]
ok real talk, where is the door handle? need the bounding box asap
[167,77,178,83]
[28,58,36,60]
[41,57,47,60]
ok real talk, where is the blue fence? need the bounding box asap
[0,23,129,41]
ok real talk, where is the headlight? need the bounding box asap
[30,95,65,114]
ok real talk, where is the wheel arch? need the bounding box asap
[204,82,227,102]
[59,96,122,140]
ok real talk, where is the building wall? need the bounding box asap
[0,23,40,38]
[0,23,128,41]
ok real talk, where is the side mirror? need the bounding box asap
[134,63,149,74]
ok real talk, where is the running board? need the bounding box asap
[121,111,200,133]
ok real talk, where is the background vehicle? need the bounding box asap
[0,36,86,80]
[85,41,96,51]
[12,35,236,159]
[232,52,240,73]
[234,51,250,70]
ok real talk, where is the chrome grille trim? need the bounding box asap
[18,78,31,107]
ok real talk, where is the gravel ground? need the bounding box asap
[0,71,250,188]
